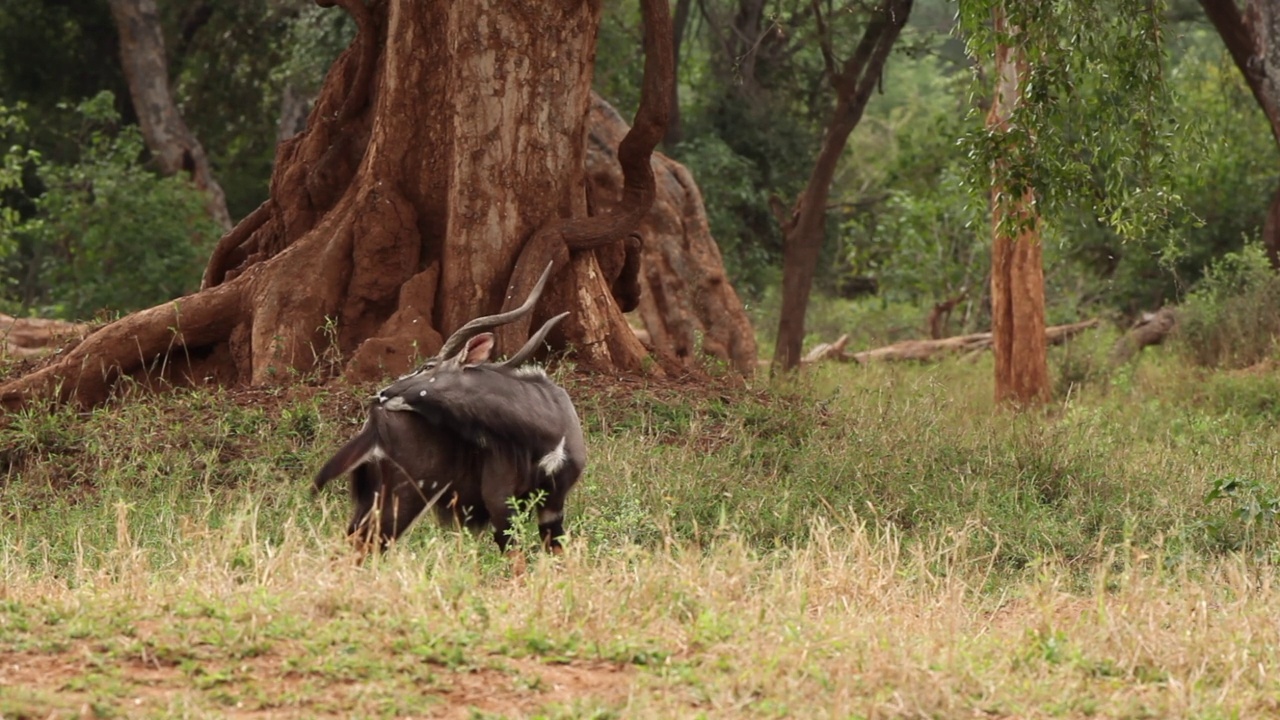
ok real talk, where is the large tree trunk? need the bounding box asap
[1,0,673,411]
[988,6,1050,405]
[107,0,232,231]
[1199,0,1280,268]
[586,94,758,375]
[771,0,912,371]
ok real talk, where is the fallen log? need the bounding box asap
[1,314,90,359]
[804,319,1100,364]
[1109,307,1176,366]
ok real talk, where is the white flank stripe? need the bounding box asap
[537,437,567,475]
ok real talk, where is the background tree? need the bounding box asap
[1197,0,1280,268]
[0,94,221,319]
[959,0,1179,405]
[107,0,231,230]
[772,0,913,371]
[985,5,1049,404]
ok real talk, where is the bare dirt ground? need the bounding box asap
[1,642,636,718]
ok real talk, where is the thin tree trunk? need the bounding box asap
[988,6,1050,405]
[772,0,912,371]
[1199,0,1280,267]
[664,0,693,147]
[107,0,232,231]
[277,83,312,144]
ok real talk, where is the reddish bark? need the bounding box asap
[491,0,673,372]
[1,0,674,411]
[988,6,1050,406]
[772,0,912,371]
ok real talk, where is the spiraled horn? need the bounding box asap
[437,261,555,360]
[499,312,569,368]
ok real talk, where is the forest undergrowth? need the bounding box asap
[4,336,1280,718]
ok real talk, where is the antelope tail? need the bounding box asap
[314,421,380,493]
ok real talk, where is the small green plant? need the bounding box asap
[503,489,550,552]
[1052,334,1110,399]
[1204,476,1280,528]
[1199,475,1280,555]
[281,403,320,443]
[1,403,81,472]
[1177,243,1280,369]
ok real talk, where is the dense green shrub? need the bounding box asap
[1176,243,1280,369]
[0,92,220,319]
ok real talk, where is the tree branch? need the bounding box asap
[1198,0,1280,144]
[810,0,839,88]
[107,0,232,231]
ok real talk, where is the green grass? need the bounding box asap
[4,342,1280,717]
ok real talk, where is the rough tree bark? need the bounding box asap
[489,1,673,368]
[585,94,758,375]
[1199,0,1280,269]
[108,0,232,231]
[988,6,1050,405]
[1,0,674,411]
[771,0,913,371]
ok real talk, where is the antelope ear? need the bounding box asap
[461,333,495,366]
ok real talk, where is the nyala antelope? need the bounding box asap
[314,262,586,554]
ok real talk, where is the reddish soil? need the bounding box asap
[0,644,637,718]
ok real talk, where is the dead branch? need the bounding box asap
[805,319,1100,365]
[1110,307,1177,366]
[0,315,90,359]
[0,276,246,411]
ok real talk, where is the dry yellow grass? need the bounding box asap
[3,504,1279,719]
